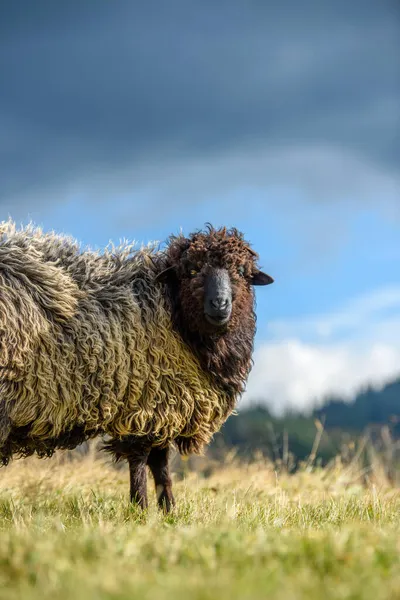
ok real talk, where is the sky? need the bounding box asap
[1,1,399,415]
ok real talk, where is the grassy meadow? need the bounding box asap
[0,447,399,600]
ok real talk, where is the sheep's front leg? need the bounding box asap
[147,445,175,513]
[127,443,152,510]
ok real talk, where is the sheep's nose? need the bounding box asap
[204,269,233,325]
[211,298,229,311]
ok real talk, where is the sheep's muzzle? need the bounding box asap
[203,268,232,327]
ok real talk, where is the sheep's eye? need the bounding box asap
[189,269,198,277]
[237,266,245,276]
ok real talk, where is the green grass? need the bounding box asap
[0,454,399,599]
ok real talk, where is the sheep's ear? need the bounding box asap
[155,266,176,283]
[251,270,274,286]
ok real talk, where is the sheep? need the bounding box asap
[0,220,273,511]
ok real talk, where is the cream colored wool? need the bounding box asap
[0,221,231,457]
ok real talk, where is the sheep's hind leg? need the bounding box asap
[127,442,152,510]
[147,445,175,513]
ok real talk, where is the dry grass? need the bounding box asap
[0,450,399,599]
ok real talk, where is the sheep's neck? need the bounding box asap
[201,322,255,396]
[175,312,256,399]
[160,273,256,399]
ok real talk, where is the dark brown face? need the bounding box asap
[162,229,274,334]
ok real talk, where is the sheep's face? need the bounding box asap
[160,226,273,335]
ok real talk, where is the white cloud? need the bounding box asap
[268,286,400,343]
[4,142,400,226]
[243,286,400,415]
[109,143,400,220]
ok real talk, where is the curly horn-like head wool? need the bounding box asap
[0,221,273,463]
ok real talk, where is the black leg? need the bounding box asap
[147,445,175,513]
[103,437,152,509]
[127,442,152,509]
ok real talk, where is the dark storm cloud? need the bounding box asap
[0,0,399,208]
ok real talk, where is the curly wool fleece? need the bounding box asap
[0,221,232,462]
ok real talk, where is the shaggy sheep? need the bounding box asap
[0,221,273,511]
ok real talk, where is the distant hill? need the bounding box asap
[214,377,400,464]
[315,378,400,434]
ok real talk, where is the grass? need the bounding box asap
[0,450,399,599]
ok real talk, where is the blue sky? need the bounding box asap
[1,1,399,413]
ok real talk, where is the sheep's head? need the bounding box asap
[157,226,273,335]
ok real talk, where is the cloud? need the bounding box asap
[3,142,399,230]
[119,142,400,207]
[243,286,400,415]
[0,0,398,214]
[268,286,400,342]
